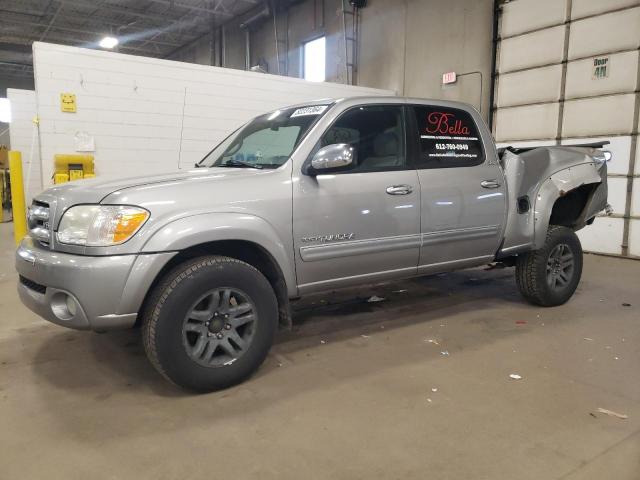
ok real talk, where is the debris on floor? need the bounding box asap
[440,350,450,356]
[622,303,631,307]
[367,295,386,303]
[393,289,408,294]
[509,374,523,380]
[515,320,527,325]
[424,338,440,345]
[596,408,628,420]
[361,334,370,339]
[431,387,438,392]
[320,340,326,344]
[583,337,594,341]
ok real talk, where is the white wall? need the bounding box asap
[7,89,41,204]
[32,42,394,184]
[493,0,640,258]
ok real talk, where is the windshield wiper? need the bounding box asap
[219,159,263,169]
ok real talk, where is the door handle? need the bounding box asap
[480,180,501,189]
[386,185,413,195]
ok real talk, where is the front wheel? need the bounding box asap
[515,226,583,307]
[142,256,278,392]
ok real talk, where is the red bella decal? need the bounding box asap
[426,112,471,136]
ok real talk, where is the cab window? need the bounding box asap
[320,105,407,173]
[412,105,485,169]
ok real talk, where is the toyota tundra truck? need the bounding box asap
[16,97,610,391]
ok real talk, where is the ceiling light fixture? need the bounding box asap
[99,36,119,49]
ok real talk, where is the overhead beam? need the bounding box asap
[141,0,234,17]
[0,42,33,54]
[39,3,64,41]
[58,0,180,23]
[0,18,187,47]
[0,33,170,56]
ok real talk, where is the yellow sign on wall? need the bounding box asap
[60,93,77,113]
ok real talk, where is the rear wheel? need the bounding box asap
[515,226,583,307]
[142,255,278,392]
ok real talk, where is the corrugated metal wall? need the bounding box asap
[493,0,640,258]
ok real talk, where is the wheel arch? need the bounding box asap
[137,238,292,329]
[137,212,296,329]
[533,163,603,249]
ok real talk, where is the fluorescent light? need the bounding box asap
[0,98,11,123]
[99,36,119,49]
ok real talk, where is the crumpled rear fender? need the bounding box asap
[533,163,605,249]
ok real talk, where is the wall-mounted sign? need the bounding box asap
[592,57,609,80]
[60,93,77,112]
[74,131,95,152]
[442,71,457,85]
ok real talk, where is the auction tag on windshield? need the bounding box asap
[291,105,328,117]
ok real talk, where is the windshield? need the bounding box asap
[198,104,331,169]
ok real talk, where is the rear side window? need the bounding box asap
[412,105,485,169]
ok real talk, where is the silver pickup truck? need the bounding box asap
[16,96,610,391]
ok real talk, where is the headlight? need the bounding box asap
[57,205,150,246]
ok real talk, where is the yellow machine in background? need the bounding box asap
[53,154,95,184]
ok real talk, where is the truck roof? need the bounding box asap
[285,95,477,111]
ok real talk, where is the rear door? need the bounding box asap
[409,104,506,272]
[292,104,421,293]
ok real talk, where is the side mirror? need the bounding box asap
[308,144,355,174]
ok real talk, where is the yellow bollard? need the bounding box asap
[9,151,27,245]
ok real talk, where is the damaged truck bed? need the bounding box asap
[499,142,610,257]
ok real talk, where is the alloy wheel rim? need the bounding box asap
[546,243,574,291]
[182,288,256,367]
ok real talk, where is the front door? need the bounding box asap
[293,105,421,294]
[409,104,507,272]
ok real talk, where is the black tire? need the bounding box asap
[142,255,278,392]
[515,225,583,307]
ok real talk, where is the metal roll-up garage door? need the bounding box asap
[492,0,640,258]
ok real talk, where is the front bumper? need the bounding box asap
[15,236,175,331]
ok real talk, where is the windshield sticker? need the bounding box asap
[291,105,328,117]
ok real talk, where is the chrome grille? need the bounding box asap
[27,200,51,246]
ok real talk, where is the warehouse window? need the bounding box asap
[0,98,11,123]
[303,37,326,82]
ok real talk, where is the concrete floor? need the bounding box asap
[0,222,639,480]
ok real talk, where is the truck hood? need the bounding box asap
[35,167,272,218]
